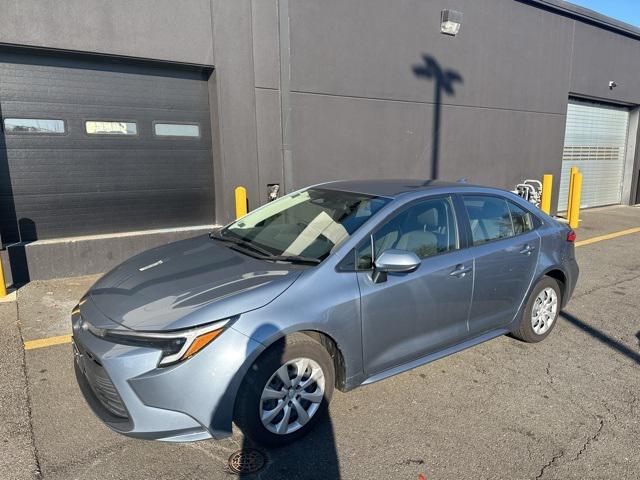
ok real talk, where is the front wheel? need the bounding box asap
[234,333,335,447]
[512,276,561,343]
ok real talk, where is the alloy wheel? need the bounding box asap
[259,357,325,435]
[531,287,558,335]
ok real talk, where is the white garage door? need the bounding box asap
[558,100,630,210]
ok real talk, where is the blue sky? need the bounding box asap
[568,0,640,27]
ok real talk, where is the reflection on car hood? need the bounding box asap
[86,234,303,331]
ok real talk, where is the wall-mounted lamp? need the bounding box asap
[609,81,617,90]
[441,9,463,36]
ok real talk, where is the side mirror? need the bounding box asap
[372,249,421,283]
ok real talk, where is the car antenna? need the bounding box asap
[456,177,468,183]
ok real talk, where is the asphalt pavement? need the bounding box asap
[1,205,639,480]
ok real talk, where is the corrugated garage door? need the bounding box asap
[0,47,215,244]
[558,100,630,210]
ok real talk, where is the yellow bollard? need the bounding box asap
[566,166,578,219]
[568,171,582,229]
[235,186,248,219]
[540,174,553,214]
[0,256,7,298]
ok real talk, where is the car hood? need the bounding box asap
[86,234,303,331]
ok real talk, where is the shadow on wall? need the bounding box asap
[0,102,38,286]
[231,325,341,479]
[412,54,463,180]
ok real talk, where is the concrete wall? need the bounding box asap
[221,0,576,214]
[209,0,639,218]
[6,227,213,284]
[1,0,639,228]
[570,21,640,105]
[0,0,214,65]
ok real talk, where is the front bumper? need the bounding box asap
[71,305,264,442]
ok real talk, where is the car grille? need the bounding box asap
[75,341,129,419]
[89,369,129,418]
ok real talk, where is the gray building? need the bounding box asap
[1,0,639,281]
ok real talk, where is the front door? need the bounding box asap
[461,195,540,335]
[357,196,473,375]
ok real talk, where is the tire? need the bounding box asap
[511,276,562,343]
[234,333,335,447]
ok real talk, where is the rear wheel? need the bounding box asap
[512,276,561,343]
[234,333,334,447]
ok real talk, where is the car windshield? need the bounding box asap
[220,188,390,262]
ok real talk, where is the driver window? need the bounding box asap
[356,196,459,269]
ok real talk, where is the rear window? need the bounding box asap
[3,118,65,135]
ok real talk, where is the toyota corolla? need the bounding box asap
[72,179,578,446]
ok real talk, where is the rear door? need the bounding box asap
[461,195,540,335]
[357,195,474,375]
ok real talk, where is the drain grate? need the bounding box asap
[228,448,266,475]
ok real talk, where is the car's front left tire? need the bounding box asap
[234,333,335,447]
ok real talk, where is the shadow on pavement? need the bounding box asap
[560,311,640,365]
[234,326,340,479]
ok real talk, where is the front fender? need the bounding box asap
[128,326,265,439]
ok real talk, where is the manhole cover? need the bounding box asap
[228,448,266,475]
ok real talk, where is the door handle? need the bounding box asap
[450,264,472,277]
[519,244,536,255]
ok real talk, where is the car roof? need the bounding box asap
[317,179,483,198]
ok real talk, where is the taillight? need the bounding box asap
[566,230,576,242]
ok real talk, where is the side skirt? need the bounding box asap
[361,328,510,386]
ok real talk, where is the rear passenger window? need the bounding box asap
[356,196,458,269]
[508,202,534,234]
[463,195,514,245]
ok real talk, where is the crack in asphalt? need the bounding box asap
[545,362,553,384]
[16,298,43,479]
[535,417,606,479]
[574,417,605,462]
[535,449,565,480]
[571,272,640,301]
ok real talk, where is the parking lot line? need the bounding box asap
[575,226,640,248]
[17,226,640,352]
[24,334,72,351]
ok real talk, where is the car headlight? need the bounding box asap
[83,318,232,367]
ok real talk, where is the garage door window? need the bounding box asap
[3,118,65,134]
[85,121,137,135]
[154,123,200,138]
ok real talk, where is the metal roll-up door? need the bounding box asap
[0,47,215,244]
[558,100,630,210]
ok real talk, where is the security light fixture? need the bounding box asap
[441,9,463,36]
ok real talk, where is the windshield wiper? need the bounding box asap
[209,230,274,257]
[210,230,321,265]
[263,255,321,265]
